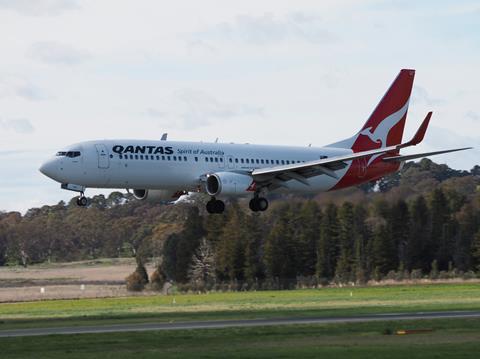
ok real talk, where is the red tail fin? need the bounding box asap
[352,69,415,152]
[330,69,415,152]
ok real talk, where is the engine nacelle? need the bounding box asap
[206,172,254,196]
[132,189,183,201]
[133,189,148,200]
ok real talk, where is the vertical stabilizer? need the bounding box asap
[330,69,415,152]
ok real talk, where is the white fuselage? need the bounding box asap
[40,140,353,197]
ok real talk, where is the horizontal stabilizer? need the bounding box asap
[383,147,472,162]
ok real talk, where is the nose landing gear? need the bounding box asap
[206,197,225,214]
[249,196,268,212]
[76,193,88,207]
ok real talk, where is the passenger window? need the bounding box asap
[178,156,182,161]
[241,159,244,163]
[195,157,198,162]
[206,157,209,162]
[130,155,133,159]
[276,160,279,164]
[229,158,233,163]
[173,156,177,161]
[135,155,139,160]
[261,159,264,164]
[220,158,223,162]
[184,156,187,161]
[235,158,238,163]
[246,159,249,164]
[120,154,123,159]
[162,155,165,160]
[215,158,218,162]
[141,155,145,160]
[210,157,214,162]
[281,160,285,164]
[167,156,171,161]
[286,160,289,164]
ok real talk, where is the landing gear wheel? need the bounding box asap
[76,196,88,207]
[257,197,268,211]
[214,200,225,213]
[249,197,268,212]
[206,198,225,214]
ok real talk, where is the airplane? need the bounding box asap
[39,69,471,214]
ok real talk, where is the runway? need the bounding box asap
[0,311,479,338]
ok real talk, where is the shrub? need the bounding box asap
[126,271,146,292]
[150,267,166,291]
[136,263,149,284]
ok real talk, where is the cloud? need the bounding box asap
[423,126,478,170]
[146,89,264,129]
[0,118,35,134]
[411,86,446,106]
[0,75,47,101]
[465,110,480,122]
[0,0,79,16]
[28,42,90,65]
[192,12,335,47]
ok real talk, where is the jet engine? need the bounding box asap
[132,189,183,201]
[206,172,254,196]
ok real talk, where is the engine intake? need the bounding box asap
[132,189,148,200]
[206,172,254,196]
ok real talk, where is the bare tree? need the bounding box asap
[188,238,216,288]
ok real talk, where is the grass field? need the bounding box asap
[1,318,480,358]
[0,283,480,330]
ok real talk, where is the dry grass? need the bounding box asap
[0,259,156,302]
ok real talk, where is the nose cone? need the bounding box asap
[39,159,59,181]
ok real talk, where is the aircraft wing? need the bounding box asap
[382,147,472,162]
[252,144,401,183]
[252,112,472,187]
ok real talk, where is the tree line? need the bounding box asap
[1,159,480,289]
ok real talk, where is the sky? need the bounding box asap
[0,0,479,212]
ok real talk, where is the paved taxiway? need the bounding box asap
[1,311,479,337]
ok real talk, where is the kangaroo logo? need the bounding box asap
[358,99,409,165]
[359,100,410,148]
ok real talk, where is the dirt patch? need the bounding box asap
[0,260,157,302]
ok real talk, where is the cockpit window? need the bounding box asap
[56,151,81,158]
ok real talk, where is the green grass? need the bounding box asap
[1,318,480,358]
[0,283,479,330]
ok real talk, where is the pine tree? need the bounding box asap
[352,203,369,284]
[334,202,355,283]
[215,205,246,282]
[264,205,296,288]
[472,230,480,271]
[407,195,430,271]
[243,213,265,284]
[295,201,321,276]
[316,203,338,282]
[429,188,452,270]
[388,200,409,268]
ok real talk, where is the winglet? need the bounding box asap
[399,111,432,148]
[161,133,168,141]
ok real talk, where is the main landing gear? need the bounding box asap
[205,195,269,214]
[76,193,88,207]
[249,196,268,212]
[206,197,225,214]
